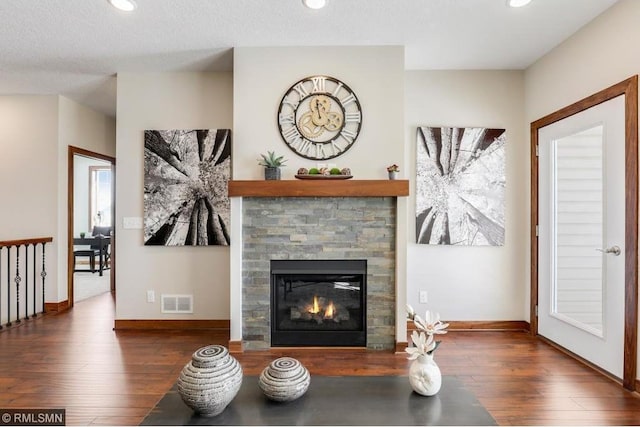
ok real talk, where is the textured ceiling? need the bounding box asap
[0,0,618,117]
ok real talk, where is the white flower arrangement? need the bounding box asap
[405,304,449,360]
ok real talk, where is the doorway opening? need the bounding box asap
[68,146,116,307]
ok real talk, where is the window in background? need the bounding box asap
[89,166,112,230]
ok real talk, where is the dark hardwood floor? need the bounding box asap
[0,292,639,425]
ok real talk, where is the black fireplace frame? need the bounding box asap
[270,259,367,347]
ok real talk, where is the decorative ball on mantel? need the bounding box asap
[259,357,310,402]
[177,345,243,417]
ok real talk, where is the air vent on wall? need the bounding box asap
[161,294,193,313]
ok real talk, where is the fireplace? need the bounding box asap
[240,196,397,350]
[271,259,367,347]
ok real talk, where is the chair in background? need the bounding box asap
[92,226,112,237]
[73,226,112,274]
[73,246,101,274]
[91,226,112,269]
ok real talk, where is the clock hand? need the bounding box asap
[315,99,323,119]
[309,96,328,126]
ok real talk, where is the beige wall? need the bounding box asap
[115,72,233,320]
[525,0,640,381]
[230,46,406,340]
[0,96,59,302]
[525,0,640,120]
[0,95,115,303]
[59,96,116,158]
[58,96,116,301]
[115,50,525,339]
[405,70,527,321]
[232,46,405,180]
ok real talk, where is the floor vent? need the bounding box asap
[161,294,193,313]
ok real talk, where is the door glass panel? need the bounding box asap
[552,125,604,336]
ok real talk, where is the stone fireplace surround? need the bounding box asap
[229,180,408,351]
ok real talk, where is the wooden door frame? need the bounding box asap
[67,146,116,308]
[530,76,638,391]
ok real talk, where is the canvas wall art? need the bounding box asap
[416,126,506,246]
[144,129,231,246]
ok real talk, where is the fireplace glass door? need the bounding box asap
[271,259,366,347]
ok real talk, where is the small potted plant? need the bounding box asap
[258,151,287,180]
[387,164,400,180]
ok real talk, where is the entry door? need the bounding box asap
[538,95,625,378]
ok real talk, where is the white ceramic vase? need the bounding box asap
[409,354,442,396]
[177,345,243,417]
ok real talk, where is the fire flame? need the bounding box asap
[307,295,336,319]
[324,302,335,319]
[310,296,321,314]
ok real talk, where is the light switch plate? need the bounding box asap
[123,217,143,229]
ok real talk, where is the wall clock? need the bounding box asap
[277,75,362,160]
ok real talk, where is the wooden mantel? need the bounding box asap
[228,179,409,197]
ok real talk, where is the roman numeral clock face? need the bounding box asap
[277,76,362,160]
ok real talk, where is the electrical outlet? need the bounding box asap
[419,290,428,304]
[147,290,155,303]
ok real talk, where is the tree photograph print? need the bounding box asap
[416,126,506,246]
[144,129,231,246]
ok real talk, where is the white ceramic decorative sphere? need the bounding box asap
[259,357,310,402]
[177,345,243,416]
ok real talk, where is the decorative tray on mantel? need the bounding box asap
[295,174,353,180]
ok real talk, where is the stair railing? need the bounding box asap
[0,237,53,329]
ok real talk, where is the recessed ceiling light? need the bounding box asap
[507,0,532,7]
[108,0,137,12]
[302,0,327,10]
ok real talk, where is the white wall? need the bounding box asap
[115,72,233,320]
[525,0,640,121]
[405,70,528,321]
[0,95,115,303]
[232,46,405,179]
[58,96,116,301]
[230,46,406,341]
[524,0,640,382]
[59,96,116,157]
[0,96,59,302]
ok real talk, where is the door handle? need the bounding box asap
[596,245,621,256]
